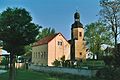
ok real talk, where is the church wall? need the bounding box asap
[32,44,48,66]
[48,33,70,66]
[73,28,86,60]
[73,28,84,40]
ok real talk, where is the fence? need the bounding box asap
[30,64,97,77]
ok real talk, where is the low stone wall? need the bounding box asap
[0,70,7,74]
[0,65,5,69]
[30,64,97,77]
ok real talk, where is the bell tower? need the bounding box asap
[70,11,86,60]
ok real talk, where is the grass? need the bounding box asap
[0,69,54,80]
[0,69,103,80]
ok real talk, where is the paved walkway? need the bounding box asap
[0,70,7,74]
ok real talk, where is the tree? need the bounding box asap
[0,7,39,80]
[24,45,32,58]
[23,27,55,60]
[37,27,55,40]
[84,21,112,59]
[99,0,120,66]
[100,0,120,46]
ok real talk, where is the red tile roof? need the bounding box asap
[32,33,59,47]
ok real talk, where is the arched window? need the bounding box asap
[36,52,37,58]
[34,52,35,58]
[41,52,43,58]
[80,52,82,55]
[44,52,46,59]
[38,52,40,58]
[79,32,82,37]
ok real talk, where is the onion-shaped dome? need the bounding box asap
[74,12,80,19]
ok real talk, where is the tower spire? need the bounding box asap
[70,11,86,61]
[72,11,83,28]
[74,11,80,21]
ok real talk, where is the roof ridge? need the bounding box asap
[32,33,59,47]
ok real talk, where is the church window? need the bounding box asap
[33,53,35,58]
[41,52,43,58]
[38,52,40,58]
[43,52,46,59]
[37,52,39,58]
[80,52,82,55]
[79,32,82,37]
[36,52,38,58]
[58,41,62,46]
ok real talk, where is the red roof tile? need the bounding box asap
[32,33,59,47]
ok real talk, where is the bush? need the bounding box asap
[52,59,61,67]
[0,57,7,65]
[103,55,113,66]
[96,67,120,80]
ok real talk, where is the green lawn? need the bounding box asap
[0,69,102,80]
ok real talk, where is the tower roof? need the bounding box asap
[74,12,80,19]
[72,11,83,28]
[72,21,83,28]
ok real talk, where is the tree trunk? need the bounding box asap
[9,53,15,80]
[114,30,120,67]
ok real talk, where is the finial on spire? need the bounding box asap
[75,6,79,12]
[72,10,83,28]
[74,11,80,21]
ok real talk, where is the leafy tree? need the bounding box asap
[99,0,120,66]
[24,27,55,59]
[24,45,32,57]
[100,0,120,46]
[84,21,112,59]
[0,7,39,80]
[37,27,55,40]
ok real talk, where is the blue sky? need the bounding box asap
[0,0,100,39]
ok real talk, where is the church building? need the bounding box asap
[32,12,87,66]
[70,12,87,60]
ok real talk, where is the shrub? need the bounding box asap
[0,57,8,65]
[96,67,120,80]
[103,55,113,66]
[52,59,61,67]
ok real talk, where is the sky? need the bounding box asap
[0,0,101,40]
